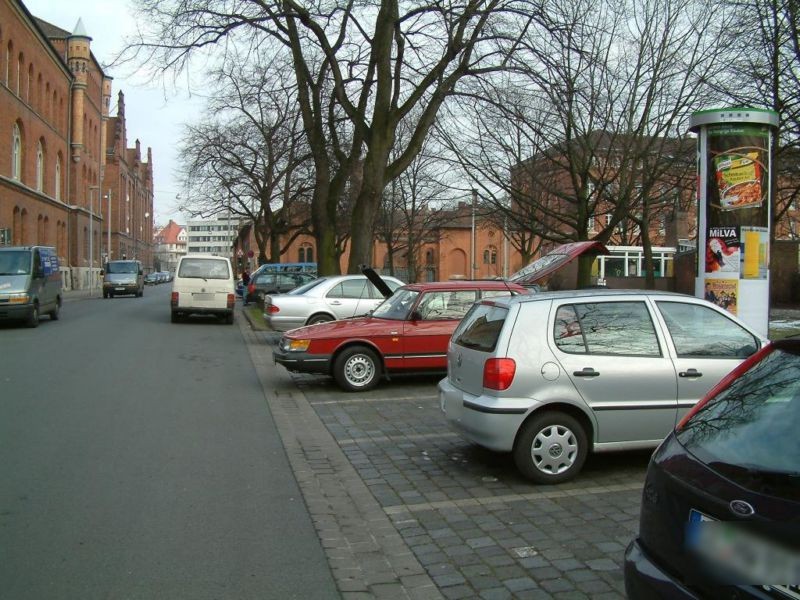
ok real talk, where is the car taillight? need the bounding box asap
[483,358,516,391]
[227,293,235,308]
[171,291,179,306]
[266,305,280,314]
[676,342,773,431]
[248,283,255,293]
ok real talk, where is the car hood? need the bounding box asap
[509,241,609,286]
[286,316,396,339]
[105,274,138,284]
[0,274,30,294]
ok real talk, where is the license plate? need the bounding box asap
[193,293,215,301]
[687,509,800,591]
[115,287,125,291]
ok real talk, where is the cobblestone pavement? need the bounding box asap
[245,325,650,599]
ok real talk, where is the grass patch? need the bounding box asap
[769,325,800,341]
[245,304,269,330]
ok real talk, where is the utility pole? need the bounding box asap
[471,188,477,280]
[105,189,112,262]
[89,186,99,293]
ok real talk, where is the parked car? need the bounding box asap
[0,245,62,327]
[247,271,316,305]
[102,260,144,298]
[171,254,236,324]
[274,280,527,391]
[263,273,405,332]
[439,289,767,483]
[624,338,800,599]
[144,272,159,285]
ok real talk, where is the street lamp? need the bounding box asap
[89,185,99,294]
[471,188,477,280]
[103,190,112,262]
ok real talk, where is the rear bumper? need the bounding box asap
[104,283,139,295]
[624,539,699,600]
[438,377,529,452]
[272,348,332,375]
[265,315,307,332]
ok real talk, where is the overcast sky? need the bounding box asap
[23,0,203,227]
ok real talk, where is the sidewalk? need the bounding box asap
[62,288,102,302]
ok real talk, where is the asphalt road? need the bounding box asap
[0,285,338,600]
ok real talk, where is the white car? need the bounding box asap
[171,254,236,324]
[264,273,404,332]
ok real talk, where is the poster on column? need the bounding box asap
[703,279,739,315]
[740,226,769,279]
[705,124,770,231]
[705,226,740,275]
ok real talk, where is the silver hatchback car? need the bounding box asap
[439,290,767,484]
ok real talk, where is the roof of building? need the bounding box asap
[154,220,186,245]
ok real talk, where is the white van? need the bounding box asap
[170,255,236,324]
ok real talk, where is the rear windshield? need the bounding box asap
[0,250,30,275]
[452,303,509,352]
[106,261,139,274]
[677,347,800,497]
[178,258,231,280]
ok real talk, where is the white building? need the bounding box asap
[153,220,187,273]
[186,215,240,258]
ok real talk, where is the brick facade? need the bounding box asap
[0,0,153,288]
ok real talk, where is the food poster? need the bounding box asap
[705,226,740,275]
[705,124,770,231]
[703,279,739,315]
[740,226,769,279]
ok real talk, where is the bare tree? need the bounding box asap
[440,0,732,286]
[177,54,313,265]
[120,0,548,275]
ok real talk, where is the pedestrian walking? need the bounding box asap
[241,269,251,305]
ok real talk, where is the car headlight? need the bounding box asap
[7,293,31,304]
[282,338,310,352]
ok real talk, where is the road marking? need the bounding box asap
[383,481,644,515]
[310,394,438,406]
[338,431,460,445]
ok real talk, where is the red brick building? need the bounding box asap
[0,0,153,288]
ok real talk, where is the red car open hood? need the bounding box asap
[509,241,609,286]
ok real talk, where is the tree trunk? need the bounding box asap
[576,254,595,288]
[347,151,390,273]
[313,183,340,275]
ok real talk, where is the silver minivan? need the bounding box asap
[439,290,767,484]
[0,246,62,327]
[102,260,144,298]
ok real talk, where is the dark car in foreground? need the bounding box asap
[274,279,526,392]
[624,338,800,599]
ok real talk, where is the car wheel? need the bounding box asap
[26,303,40,328]
[333,346,382,392]
[49,299,61,320]
[513,411,588,484]
[307,313,334,326]
[171,311,180,323]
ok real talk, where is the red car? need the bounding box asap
[273,279,527,391]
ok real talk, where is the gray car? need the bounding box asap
[439,289,767,484]
[264,274,404,332]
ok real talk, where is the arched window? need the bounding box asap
[36,139,44,191]
[298,247,305,262]
[27,63,32,101]
[305,246,313,263]
[11,122,21,180]
[425,249,434,265]
[16,52,22,95]
[4,41,10,86]
[54,154,62,200]
[483,249,490,264]
[484,245,498,265]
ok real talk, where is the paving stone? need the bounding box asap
[539,578,575,593]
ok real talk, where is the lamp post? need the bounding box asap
[471,188,477,280]
[89,185,99,294]
[104,190,112,262]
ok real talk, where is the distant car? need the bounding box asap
[247,272,316,304]
[439,289,766,483]
[624,338,800,599]
[263,273,405,332]
[274,279,527,392]
[103,260,144,298]
[144,273,159,285]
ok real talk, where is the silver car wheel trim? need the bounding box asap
[344,355,374,387]
[531,425,578,475]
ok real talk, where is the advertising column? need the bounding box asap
[690,108,779,337]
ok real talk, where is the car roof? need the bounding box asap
[488,288,699,307]
[402,280,525,292]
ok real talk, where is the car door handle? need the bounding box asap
[679,369,703,378]
[573,368,600,377]
[329,300,342,305]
